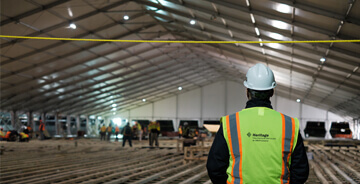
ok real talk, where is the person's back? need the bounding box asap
[206,63,308,184]
[122,123,133,147]
[221,107,299,183]
[124,124,132,136]
[100,125,106,132]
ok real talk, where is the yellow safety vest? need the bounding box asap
[222,107,299,184]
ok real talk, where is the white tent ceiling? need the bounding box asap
[0,0,359,118]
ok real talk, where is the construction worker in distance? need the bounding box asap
[136,122,142,141]
[178,125,183,139]
[122,122,132,147]
[0,128,5,141]
[39,120,45,140]
[182,122,191,138]
[106,124,112,142]
[100,124,106,141]
[19,132,29,142]
[25,126,33,139]
[207,63,309,184]
[115,125,120,142]
[148,121,160,147]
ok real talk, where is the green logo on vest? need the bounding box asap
[247,132,251,137]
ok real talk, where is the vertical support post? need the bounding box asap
[95,117,99,135]
[27,112,33,127]
[76,115,80,133]
[41,113,46,124]
[10,110,16,130]
[55,112,59,135]
[67,115,71,136]
[152,102,155,121]
[325,111,332,139]
[86,115,89,136]
[200,86,204,128]
[176,94,179,130]
[299,103,305,138]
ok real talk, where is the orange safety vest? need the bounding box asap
[107,127,112,132]
[115,126,120,133]
[39,123,45,131]
[5,131,11,139]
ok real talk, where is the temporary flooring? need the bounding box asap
[0,138,360,183]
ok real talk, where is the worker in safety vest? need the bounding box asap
[0,128,5,141]
[115,125,120,142]
[207,63,309,184]
[182,122,191,138]
[100,124,106,141]
[106,125,112,141]
[178,125,182,139]
[148,121,160,147]
[39,120,45,140]
[135,122,142,141]
[19,132,29,142]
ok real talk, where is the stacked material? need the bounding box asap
[308,143,360,184]
[0,139,210,184]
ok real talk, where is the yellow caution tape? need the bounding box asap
[1,35,360,44]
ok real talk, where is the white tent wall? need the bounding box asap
[109,80,352,138]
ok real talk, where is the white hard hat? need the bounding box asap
[244,63,276,90]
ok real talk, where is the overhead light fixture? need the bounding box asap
[178,86,183,90]
[67,8,73,17]
[110,100,114,103]
[353,66,359,72]
[275,3,292,14]
[112,108,117,111]
[268,43,281,49]
[271,20,289,30]
[98,116,102,120]
[269,32,284,40]
[245,0,250,7]
[190,19,196,25]
[259,38,263,46]
[296,99,301,103]
[320,57,326,63]
[124,15,129,20]
[142,98,146,102]
[69,23,76,29]
[113,112,116,115]
[250,13,255,24]
[111,104,117,107]
[255,27,260,36]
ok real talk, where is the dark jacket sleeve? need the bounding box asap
[290,131,309,184]
[206,124,229,184]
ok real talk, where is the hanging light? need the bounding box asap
[142,98,146,102]
[178,86,183,90]
[69,23,77,29]
[190,20,196,25]
[124,15,129,20]
[320,57,326,63]
[296,99,301,103]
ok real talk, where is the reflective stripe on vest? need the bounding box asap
[222,108,298,184]
[281,113,296,184]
